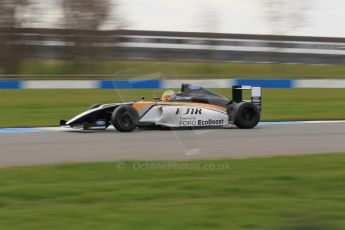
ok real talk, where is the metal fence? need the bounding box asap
[1,28,345,65]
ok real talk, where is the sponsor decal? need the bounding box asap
[198,119,224,126]
[176,108,202,115]
[174,96,192,101]
[179,117,196,126]
[179,120,197,126]
[188,84,201,90]
[179,118,224,126]
[251,96,261,103]
[95,120,107,126]
[251,96,262,110]
[183,108,202,115]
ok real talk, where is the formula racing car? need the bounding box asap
[60,84,262,132]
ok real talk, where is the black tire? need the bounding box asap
[88,103,102,110]
[233,102,260,129]
[111,105,139,132]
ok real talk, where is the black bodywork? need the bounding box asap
[170,84,230,107]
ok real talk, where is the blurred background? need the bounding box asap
[0,0,344,79]
[1,0,345,127]
[1,2,345,229]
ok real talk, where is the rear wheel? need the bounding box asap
[111,105,139,132]
[233,102,260,129]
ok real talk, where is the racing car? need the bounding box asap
[60,84,262,132]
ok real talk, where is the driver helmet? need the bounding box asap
[161,90,176,101]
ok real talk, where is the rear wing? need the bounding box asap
[232,85,262,111]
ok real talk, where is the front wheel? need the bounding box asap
[111,105,139,132]
[233,102,260,129]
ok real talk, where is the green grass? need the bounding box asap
[0,88,345,127]
[0,153,345,229]
[6,60,345,79]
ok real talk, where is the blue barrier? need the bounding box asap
[1,79,345,89]
[235,79,293,88]
[99,80,161,89]
[0,81,21,89]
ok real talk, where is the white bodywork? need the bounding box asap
[66,102,131,126]
[140,105,229,127]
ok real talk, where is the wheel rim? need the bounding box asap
[121,113,132,127]
[242,108,255,122]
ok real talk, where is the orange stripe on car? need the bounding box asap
[133,102,156,112]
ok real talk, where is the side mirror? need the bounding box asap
[141,96,145,101]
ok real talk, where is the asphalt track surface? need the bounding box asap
[1,121,345,168]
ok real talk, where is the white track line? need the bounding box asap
[1,120,345,133]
